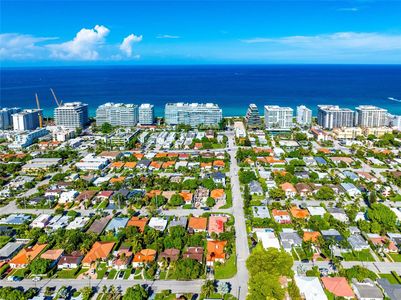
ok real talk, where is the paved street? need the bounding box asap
[227,132,249,300]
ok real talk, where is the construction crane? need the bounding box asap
[35,93,43,128]
[50,88,62,107]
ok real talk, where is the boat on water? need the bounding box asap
[388,97,401,102]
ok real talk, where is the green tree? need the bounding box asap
[169,194,184,206]
[201,280,215,297]
[316,186,335,200]
[248,272,285,300]
[123,285,148,300]
[368,203,397,231]
[174,259,203,279]
[29,258,50,274]
[206,197,216,207]
[100,122,113,134]
[246,247,293,278]
[269,188,285,200]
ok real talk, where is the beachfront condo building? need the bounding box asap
[317,105,355,129]
[12,109,42,131]
[96,103,139,127]
[245,104,261,128]
[355,105,388,128]
[0,107,21,130]
[164,102,222,127]
[139,104,155,125]
[264,105,293,130]
[296,105,312,126]
[55,102,89,130]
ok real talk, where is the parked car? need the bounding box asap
[32,276,42,282]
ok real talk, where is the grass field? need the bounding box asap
[388,253,401,262]
[107,269,117,279]
[342,250,375,262]
[56,268,79,279]
[214,254,237,279]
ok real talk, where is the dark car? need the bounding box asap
[301,259,309,263]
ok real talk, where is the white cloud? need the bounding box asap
[120,34,143,57]
[241,32,401,51]
[47,25,110,60]
[0,25,143,61]
[0,33,57,59]
[156,34,180,39]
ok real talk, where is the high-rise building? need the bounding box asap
[317,105,354,129]
[0,107,21,129]
[96,103,138,127]
[165,103,222,127]
[12,109,42,131]
[245,104,261,128]
[138,104,155,125]
[296,105,312,126]
[355,105,388,128]
[264,105,293,129]
[389,115,401,130]
[54,102,88,130]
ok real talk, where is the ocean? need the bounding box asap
[1,65,401,117]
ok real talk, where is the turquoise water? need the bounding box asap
[1,65,401,117]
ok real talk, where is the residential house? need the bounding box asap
[326,207,349,223]
[168,217,188,229]
[307,206,326,217]
[148,217,168,231]
[179,191,193,204]
[249,180,264,195]
[82,241,115,267]
[9,243,47,269]
[294,276,327,300]
[351,279,383,300]
[188,217,208,233]
[281,182,297,198]
[272,209,291,224]
[210,189,226,203]
[290,207,310,219]
[211,172,226,186]
[280,229,302,252]
[159,248,180,263]
[321,277,355,299]
[348,234,370,251]
[208,215,227,235]
[86,215,112,235]
[255,229,280,249]
[183,247,204,263]
[30,214,52,228]
[367,234,398,253]
[41,249,64,267]
[57,252,83,269]
[110,246,133,270]
[295,183,312,197]
[252,206,270,219]
[127,217,148,233]
[303,231,321,243]
[206,240,227,266]
[193,187,209,208]
[341,182,362,198]
[105,217,128,233]
[132,249,156,268]
[0,241,25,260]
[321,229,343,243]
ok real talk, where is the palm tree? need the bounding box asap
[201,280,215,297]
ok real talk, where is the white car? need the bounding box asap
[32,276,41,282]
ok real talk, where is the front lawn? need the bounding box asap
[107,269,117,279]
[214,254,237,279]
[388,253,401,262]
[342,250,375,262]
[123,268,132,279]
[56,268,79,279]
[96,263,108,279]
[9,268,28,278]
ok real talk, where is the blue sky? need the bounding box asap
[1,0,401,65]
